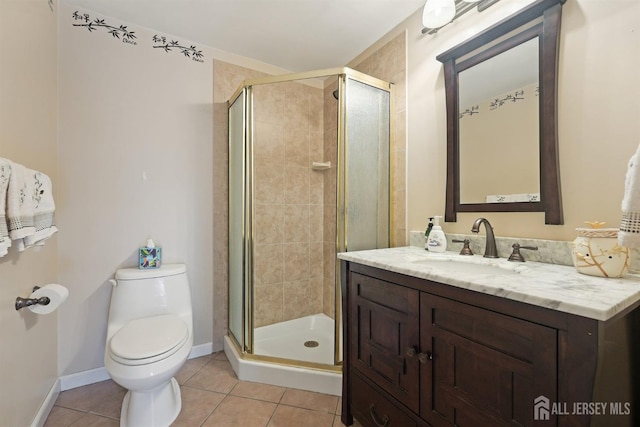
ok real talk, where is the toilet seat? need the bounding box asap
[109,314,189,366]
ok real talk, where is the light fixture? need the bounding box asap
[422,0,456,29]
[421,0,502,34]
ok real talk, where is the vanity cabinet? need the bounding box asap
[341,260,639,427]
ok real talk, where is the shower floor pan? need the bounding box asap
[224,313,342,395]
[253,313,335,365]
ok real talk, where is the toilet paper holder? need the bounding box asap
[15,286,50,311]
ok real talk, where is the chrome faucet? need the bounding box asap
[471,217,499,258]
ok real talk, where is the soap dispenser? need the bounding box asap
[424,217,434,251]
[427,216,447,253]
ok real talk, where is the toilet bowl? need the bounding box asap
[105,264,193,427]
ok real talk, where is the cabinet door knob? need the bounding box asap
[406,347,416,358]
[369,404,390,427]
[418,351,433,363]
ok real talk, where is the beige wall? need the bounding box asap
[57,2,214,375]
[394,0,640,241]
[0,1,59,425]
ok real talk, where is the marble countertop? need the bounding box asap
[338,246,640,321]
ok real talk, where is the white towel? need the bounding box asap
[22,169,57,248]
[619,144,640,247]
[6,161,35,250]
[0,158,11,257]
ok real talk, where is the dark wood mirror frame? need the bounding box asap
[436,0,566,224]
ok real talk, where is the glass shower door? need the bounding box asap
[335,76,391,365]
[343,77,390,252]
[228,88,248,351]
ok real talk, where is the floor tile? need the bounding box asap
[212,351,229,361]
[54,380,126,417]
[43,406,85,427]
[280,388,339,414]
[171,386,225,426]
[267,405,335,427]
[175,354,212,385]
[184,358,239,393]
[230,381,286,403]
[45,351,347,427]
[68,413,119,427]
[201,395,277,427]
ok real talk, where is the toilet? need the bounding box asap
[105,264,193,427]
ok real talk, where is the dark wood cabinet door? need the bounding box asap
[420,294,557,427]
[349,272,421,412]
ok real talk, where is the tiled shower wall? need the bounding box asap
[252,81,327,327]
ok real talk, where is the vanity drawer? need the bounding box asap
[351,373,423,427]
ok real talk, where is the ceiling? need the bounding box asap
[64,0,426,72]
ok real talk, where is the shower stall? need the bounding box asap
[225,67,392,395]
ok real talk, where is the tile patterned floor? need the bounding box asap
[44,352,363,427]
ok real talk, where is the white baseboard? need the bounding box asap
[60,366,111,391]
[31,378,61,427]
[189,342,216,359]
[59,342,215,391]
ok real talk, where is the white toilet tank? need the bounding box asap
[107,264,192,340]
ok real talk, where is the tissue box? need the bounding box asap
[139,246,162,269]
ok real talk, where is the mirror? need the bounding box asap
[459,38,540,204]
[436,0,565,224]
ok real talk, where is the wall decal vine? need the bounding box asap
[72,11,138,45]
[152,35,204,63]
[459,105,479,119]
[460,85,539,119]
[489,89,525,110]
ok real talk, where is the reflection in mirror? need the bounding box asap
[436,0,565,225]
[459,38,540,204]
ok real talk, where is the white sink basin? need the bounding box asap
[413,253,530,275]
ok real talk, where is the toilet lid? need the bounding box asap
[110,315,189,362]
